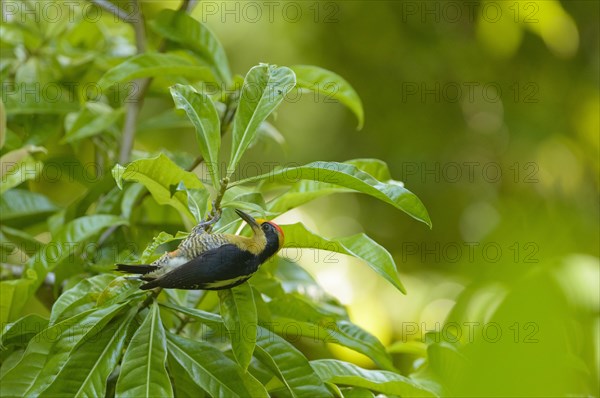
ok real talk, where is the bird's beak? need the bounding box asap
[235,209,261,232]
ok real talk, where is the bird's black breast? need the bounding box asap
[143,244,260,290]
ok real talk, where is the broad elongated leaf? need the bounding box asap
[221,186,269,216]
[0,98,5,148]
[116,303,172,398]
[311,359,438,397]
[269,316,393,371]
[137,109,192,133]
[267,293,346,324]
[0,271,36,324]
[340,387,376,397]
[137,230,191,263]
[39,308,137,397]
[0,145,46,177]
[167,333,269,398]
[255,326,332,397]
[268,158,402,213]
[26,215,127,291]
[0,311,91,397]
[1,225,43,252]
[292,65,364,128]
[173,181,211,223]
[121,183,146,220]
[112,154,206,221]
[3,84,78,114]
[0,314,48,349]
[0,156,43,194]
[218,283,257,370]
[170,84,221,188]
[227,64,296,177]
[0,303,128,397]
[268,159,394,214]
[49,274,115,325]
[167,352,206,397]
[95,277,145,307]
[151,10,231,83]
[0,189,57,228]
[234,161,431,227]
[97,53,214,90]
[280,222,406,294]
[268,180,351,215]
[62,102,124,144]
[160,301,223,330]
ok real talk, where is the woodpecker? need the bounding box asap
[116,209,284,290]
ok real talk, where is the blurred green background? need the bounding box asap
[174,1,598,395]
[2,0,598,396]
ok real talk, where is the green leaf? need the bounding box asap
[0,272,36,325]
[267,180,351,215]
[221,186,269,216]
[167,333,269,398]
[151,10,231,84]
[137,108,192,133]
[292,65,364,129]
[267,293,346,324]
[0,189,57,228]
[121,183,146,220]
[0,314,48,349]
[311,359,438,397]
[218,283,257,370]
[227,64,296,177]
[0,350,25,379]
[116,303,173,398]
[167,352,206,397]
[160,301,223,331]
[97,53,214,90]
[62,102,124,144]
[173,181,211,223]
[340,387,375,398]
[39,308,137,397]
[0,156,43,194]
[0,98,5,148]
[255,326,332,398]
[269,316,393,371]
[170,84,221,188]
[0,303,128,397]
[49,274,116,325]
[280,222,406,294]
[252,121,286,149]
[96,277,145,307]
[112,154,206,221]
[138,231,190,263]
[275,259,328,297]
[234,161,431,227]
[26,215,127,292]
[3,84,78,115]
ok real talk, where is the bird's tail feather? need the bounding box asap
[115,264,158,275]
[140,279,160,290]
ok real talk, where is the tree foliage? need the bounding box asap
[0,2,436,397]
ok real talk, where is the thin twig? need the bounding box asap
[118,0,147,164]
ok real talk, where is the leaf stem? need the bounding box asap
[138,287,162,312]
